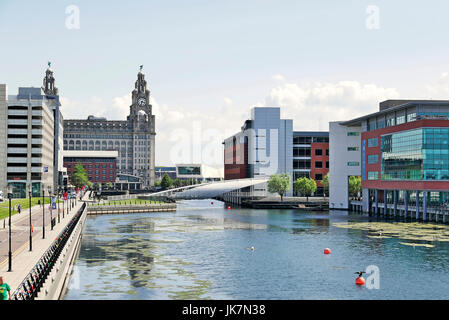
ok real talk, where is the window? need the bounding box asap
[326,161,329,168]
[348,162,359,166]
[368,138,378,147]
[347,132,360,136]
[315,149,323,156]
[315,161,323,168]
[347,147,359,151]
[368,154,378,164]
[326,149,329,156]
[315,173,323,181]
[381,128,449,181]
[407,113,416,122]
[368,171,379,180]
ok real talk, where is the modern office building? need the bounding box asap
[224,107,294,196]
[224,107,329,197]
[63,150,118,185]
[63,69,156,188]
[330,99,449,216]
[293,131,329,196]
[0,85,56,197]
[155,166,177,180]
[329,122,362,209]
[176,164,223,182]
[0,66,65,198]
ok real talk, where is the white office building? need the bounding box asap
[329,121,362,209]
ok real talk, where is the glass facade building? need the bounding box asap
[381,128,449,181]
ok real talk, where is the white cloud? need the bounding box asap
[272,74,286,82]
[61,78,403,168]
[265,80,401,130]
[423,72,449,99]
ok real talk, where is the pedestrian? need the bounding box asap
[0,276,11,300]
[17,204,21,214]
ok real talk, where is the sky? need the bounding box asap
[1,0,449,167]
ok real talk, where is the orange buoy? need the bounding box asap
[324,248,331,254]
[355,276,365,286]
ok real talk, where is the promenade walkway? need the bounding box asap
[0,193,87,294]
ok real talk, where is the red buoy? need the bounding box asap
[324,248,331,254]
[227,206,231,210]
[355,277,365,286]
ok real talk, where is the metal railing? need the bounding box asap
[11,203,86,300]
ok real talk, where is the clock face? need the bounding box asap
[137,98,146,107]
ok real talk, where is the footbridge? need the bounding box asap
[146,177,269,200]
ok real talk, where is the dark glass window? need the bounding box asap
[315,161,323,168]
[315,149,323,156]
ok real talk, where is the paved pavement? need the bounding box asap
[0,194,88,295]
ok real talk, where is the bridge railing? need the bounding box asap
[11,203,87,300]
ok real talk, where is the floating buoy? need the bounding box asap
[324,248,331,254]
[249,246,255,251]
[227,206,231,210]
[211,201,214,205]
[355,277,365,286]
[354,271,366,286]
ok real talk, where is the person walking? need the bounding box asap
[0,276,11,300]
[17,204,21,214]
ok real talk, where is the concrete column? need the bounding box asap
[375,189,379,216]
[423,191,427,221]
[404,190,408,219]
[416,191,420,220]
[384,190,388,216]
[393,190,397,217]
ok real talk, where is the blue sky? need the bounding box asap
[1,0,449,166]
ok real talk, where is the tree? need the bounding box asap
[294,177,317,201]
[321,173,329,198]
[267,173,291,202]
[348,176,361,199]
[172,179,182,188]
[106,182,114,190]
[160,173,172,190]
[71,162,88,189]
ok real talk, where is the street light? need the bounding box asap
[7,184,13,272]
[47,185,53,231]
[62,186,65,220]
[42,183,45,239]
[27,184,32,252]
[57,185,60,224]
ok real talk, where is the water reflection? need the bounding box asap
[64,200,449,300]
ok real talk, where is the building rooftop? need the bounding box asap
[340,99,449,126]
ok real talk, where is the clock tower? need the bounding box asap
[127,66,156,187]
[129,66,152,121]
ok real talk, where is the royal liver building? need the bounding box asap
[63,68,156,187]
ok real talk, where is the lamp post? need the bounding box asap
[48,185,53,231]
[28,184,32,252]
[7,185,13,272]
[42,183,45,239]
[57,186,60,224]
[62,187,65,220]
